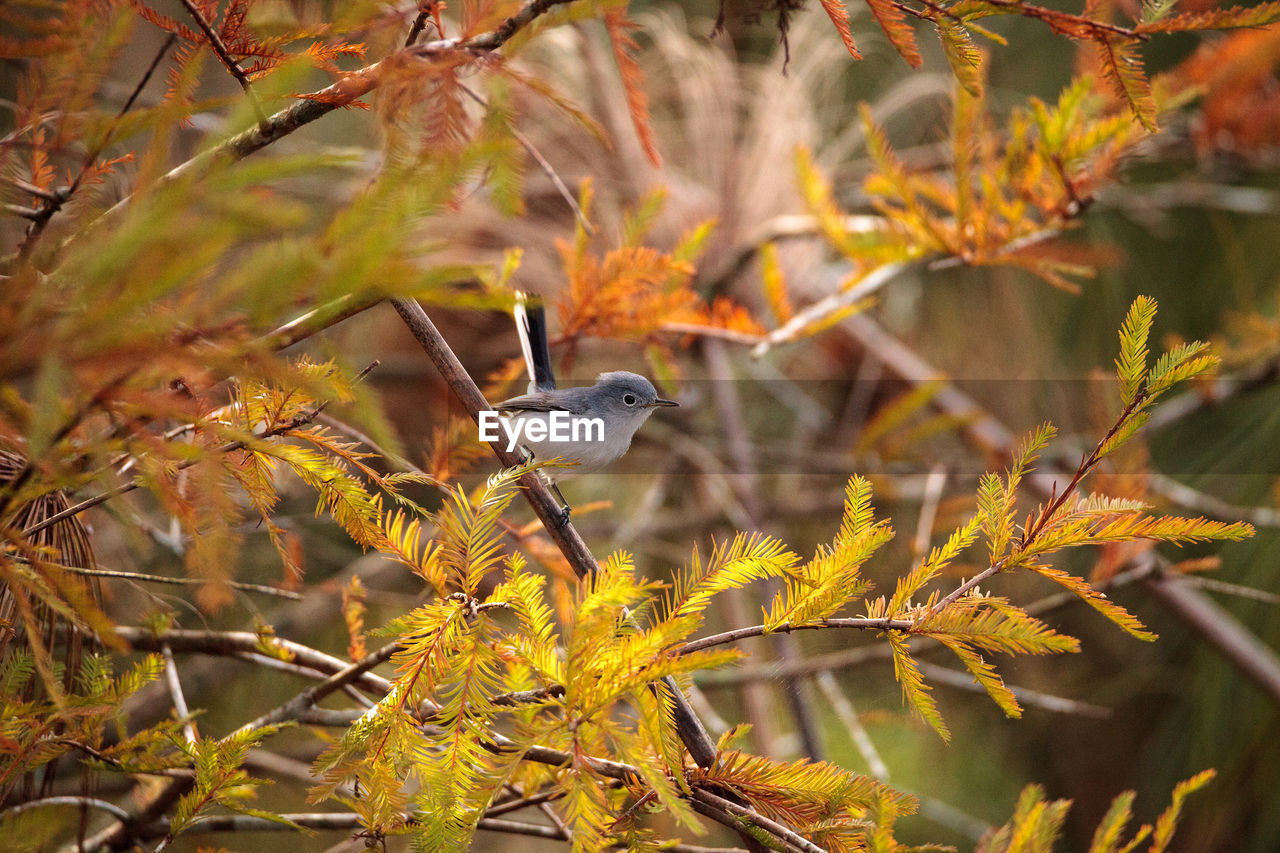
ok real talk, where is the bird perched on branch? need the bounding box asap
[488,292,678,521]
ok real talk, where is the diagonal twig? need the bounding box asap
[691,788,829,853]
[161,645,198,744]
[405,1,447,48]
[176,0,269,130]
[457,81,592,233]
[45,562,301,599]
[751,260,917,357]
[915,660,1111,718]
[12,33,177,264]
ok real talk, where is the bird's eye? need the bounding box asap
[623,394,637,406]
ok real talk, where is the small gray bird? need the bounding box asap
[491,293,678,524]
[494,371,679,482]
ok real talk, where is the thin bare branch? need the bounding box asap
[1148,472,1280,528]
[0,796,132,822]
[161,645,198,744]
[405,2,439,47]
[132,809,747,851]
[459,0,579,51]
[1177,575,1280,605]
[678,616,916,656]
[13,32,176,263]
[916,661,1112,718]
[815,670,890,780]
[110,627,393,696]
[9,178,62,202]
[258,293,385,352]
[691,788,829,853]
[751,260,918,357]
[457,81,593,233]
[4,203,41,220]
[912,465,947,558]
[926,226,1062,271]
[1140,553,1280,703]
[661,323,765,346]
[484,787,563,817]
[239,643,402,733]
[51,563,301,599]
[176,0,269,129]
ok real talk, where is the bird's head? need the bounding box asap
[590,371,679,424]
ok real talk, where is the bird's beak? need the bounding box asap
[650,398,679,408]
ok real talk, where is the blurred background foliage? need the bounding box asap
[2,0,1279,850]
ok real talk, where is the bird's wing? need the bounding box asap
[493,392,574,413]
[495,385,595,414]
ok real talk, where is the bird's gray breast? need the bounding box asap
[504,406,651,480]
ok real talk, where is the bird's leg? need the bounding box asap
[549,481,572,528]
[522,444,572,528]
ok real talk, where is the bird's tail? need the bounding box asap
[514,290,557,393]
